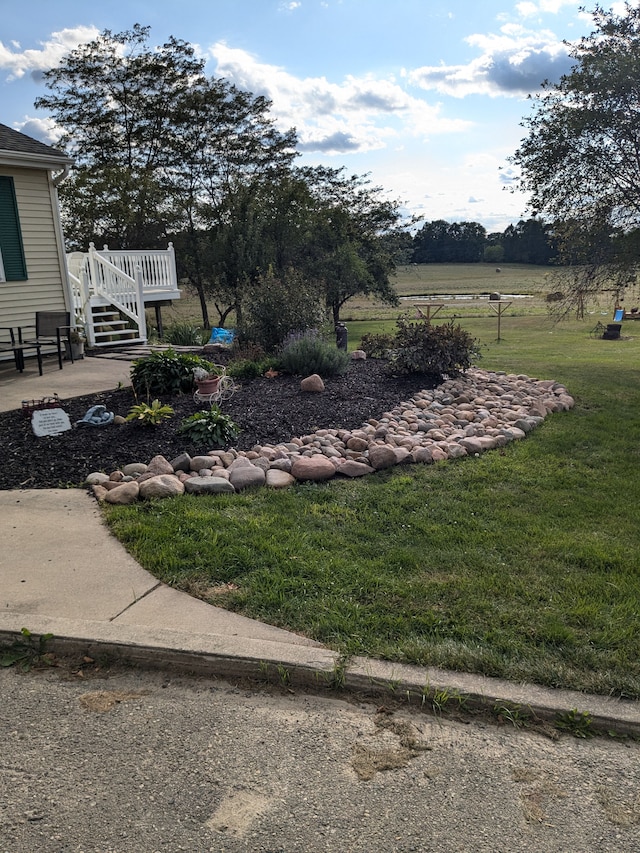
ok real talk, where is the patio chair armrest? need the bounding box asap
[16,325,36,343]
[0,327,17,345]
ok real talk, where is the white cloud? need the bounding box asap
[374,147,529,231]
[0,26,98,80]
[408,24,573,98]
[209,42,470,155]
[15,116,62,145]
[516,0,579,15]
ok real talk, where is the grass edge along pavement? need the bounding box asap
[102,313,640,702]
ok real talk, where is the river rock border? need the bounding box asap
[87,368,574,504]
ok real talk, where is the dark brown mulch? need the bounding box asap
[0,358,438,490]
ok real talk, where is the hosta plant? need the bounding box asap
[178,405,240,447]
[125,399,175,427]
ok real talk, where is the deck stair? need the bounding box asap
[66,243,180,348]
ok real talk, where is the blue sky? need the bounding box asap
[0,0,619,232]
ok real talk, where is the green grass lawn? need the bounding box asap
[108,270,640,698]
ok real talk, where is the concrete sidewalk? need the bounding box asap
[2,488,640,737]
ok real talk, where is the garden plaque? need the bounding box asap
[31,407,72,437]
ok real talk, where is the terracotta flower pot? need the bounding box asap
[195,377,220,394]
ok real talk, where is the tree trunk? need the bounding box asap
[193,278,210,328]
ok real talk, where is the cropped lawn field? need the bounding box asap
[108,266,640,697]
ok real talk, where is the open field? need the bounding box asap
[107,265,640,697]
[154,263,625,332]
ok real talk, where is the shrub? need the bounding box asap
[131,348,215,396]
[227,357,280,381]
[359,331,396,359]
[178,405,240,446]
[125,399,174,426]
[238,267,326,352]
[161,321,208,346]
[278,330,350,376]
[388,317,479,379]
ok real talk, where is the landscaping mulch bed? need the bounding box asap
[0,357,437,490]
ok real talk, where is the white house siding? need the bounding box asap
[0,166,68,329]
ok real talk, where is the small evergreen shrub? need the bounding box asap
[278,330,350,376]
[125,399,175,426]
[388,317,479,379]
[131,348,215,396]
[178,405,240,447]
[359,331,396,358]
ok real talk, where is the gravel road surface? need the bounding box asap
[2,664,640,852]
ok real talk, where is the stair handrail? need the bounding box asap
[88,243,146,341]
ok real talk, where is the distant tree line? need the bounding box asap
[396,218,559,266]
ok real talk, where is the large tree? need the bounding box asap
[412,220,487,263]
[36,25,204,248]
[295,166,402,324]
[35,25,296,288]
[511,4,640,313]
[187,166,403,332]
[36,25,402,333]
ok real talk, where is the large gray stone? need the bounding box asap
[190,455,218,471]
[228,465,266,491]
[184,477,236,495]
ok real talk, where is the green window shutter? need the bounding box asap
[0,176,28,280]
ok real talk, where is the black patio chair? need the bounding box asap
[0,326,43,375]
[22,311,73,369]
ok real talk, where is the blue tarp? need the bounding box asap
[208,327,235,345]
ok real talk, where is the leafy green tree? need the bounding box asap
[239,267,326,352]
[36,24,297,328]
[296,166,402,324]
[512,4,640,310]
[501,219,557,265]
[190,166,403,331]
[412,220,486,263]
[36,25,202,248]
[37,25,401,330]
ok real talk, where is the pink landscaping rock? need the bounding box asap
[336,460,375,477]
[346,436,369,452]
[138,474,185,499]
[266,469,296,489]
[146,454,174,475]
[103,481,140,505]
[291,455,336,481]
[367,444,397,470]
[300,374,325,393]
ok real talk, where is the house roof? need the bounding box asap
[0,123,73,170]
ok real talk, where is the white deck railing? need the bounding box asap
[95,244,178,294]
